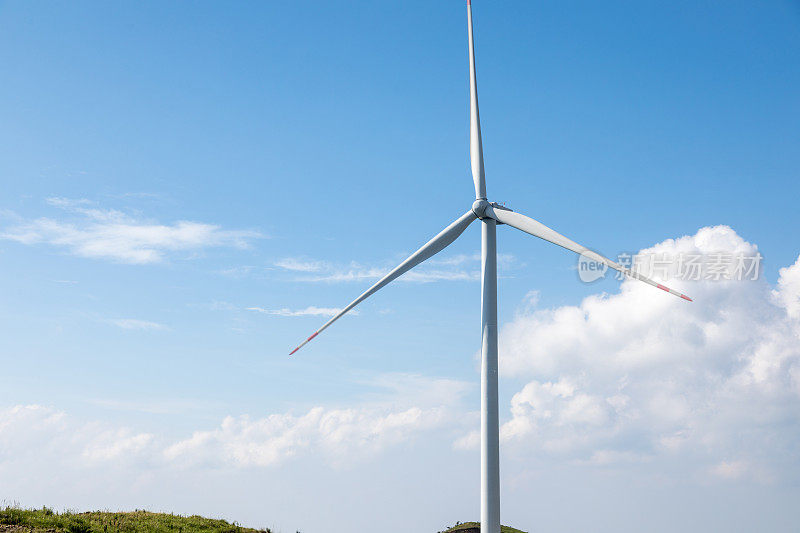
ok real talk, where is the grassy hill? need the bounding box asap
[0,507,269,533]
[2,506,527,533]
[441,522,527,533]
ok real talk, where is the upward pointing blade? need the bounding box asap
[289,209,479,355]
[491,207,693,302]
[468,0,486,200]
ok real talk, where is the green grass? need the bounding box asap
[2,506,527,533]
[0,506,270,533]
[441,522,527,533]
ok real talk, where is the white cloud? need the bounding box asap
[518,290,540,314]
[163,405,446,468]
[773,255,800,319]
[245,306,356,317]
[107,318,168,331]
[164,374,469,469]
[0,198,262,264]
[0,405,155,467]
[501,378,612,451]
[490,225,800,482]
[82,430,155,462]
[453,431,479,451]
[0,376,468,473]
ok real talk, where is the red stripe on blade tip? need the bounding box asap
[289,332,319,355]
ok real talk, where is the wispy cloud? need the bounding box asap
[425,253,476,267]
[46,197,93,208]
[271,253,518,284]
[245,306,356,317]
[0,198,263,264]
[219,265,256,278]
[114,192,163,200]
[429,252,517,269]
[273,258,329,272]
[107,318,168,331]
[299,266,479,283]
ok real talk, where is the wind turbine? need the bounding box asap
[289,2,692,532]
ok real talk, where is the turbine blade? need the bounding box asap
[491,208,693,302]
[467,0,486,200]
[289,210,479,355]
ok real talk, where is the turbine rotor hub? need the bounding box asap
[473,199,512,220]
[472,199,492,219]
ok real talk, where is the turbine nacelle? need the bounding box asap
[472,199,513,222]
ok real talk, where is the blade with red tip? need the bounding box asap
[289,210,479,355]
[491,207,693,302]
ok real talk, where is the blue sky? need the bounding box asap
[1,2,800,532]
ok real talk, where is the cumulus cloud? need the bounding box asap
[0,198,262,264]
[82,431,155,463]
[0,376,468,473]
[164,374,468,468]
[0,405,155,468]
[491,225,800,482]
[163,406,445,468]
[773,255,800,319]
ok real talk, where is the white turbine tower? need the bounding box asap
[290,2,692,532]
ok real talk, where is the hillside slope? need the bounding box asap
[0,507,269,533]
[2,507,527,533]
[441,522,527,533]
